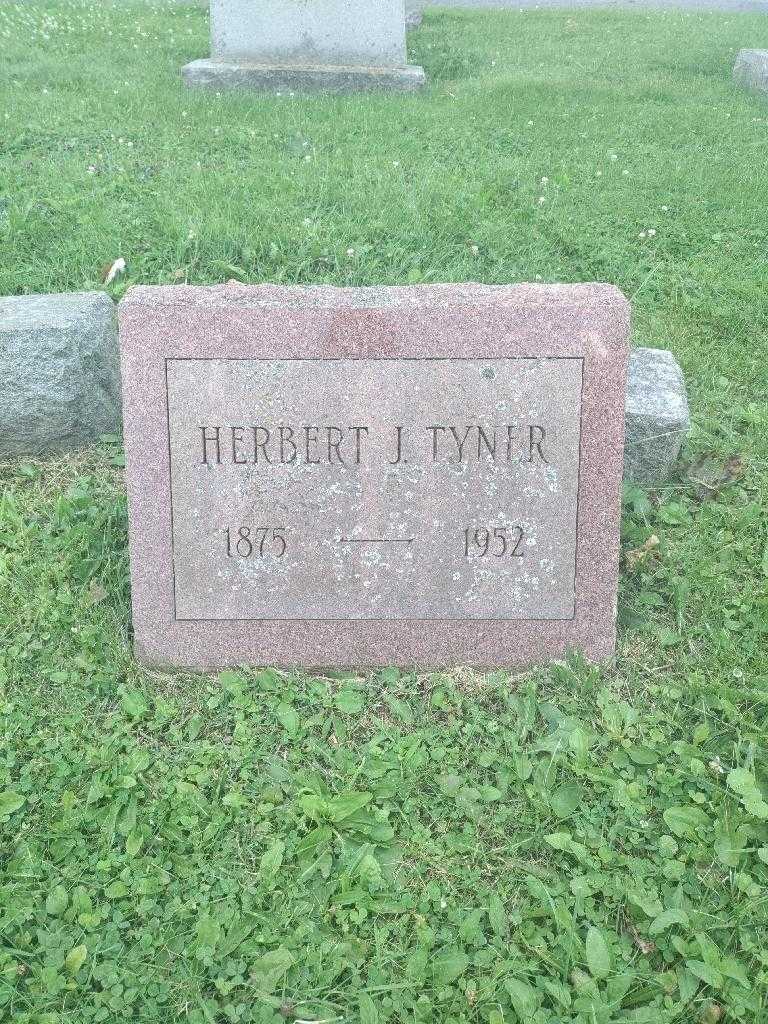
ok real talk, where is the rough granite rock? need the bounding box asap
[0,292,121,459]
[624,347,689,484]
[733,50,768,94]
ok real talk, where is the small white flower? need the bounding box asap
[709,757,725,775]
[647,228,656,237]
[393,160,400,167]
[639,231,646,239]
[346,247,355,257]
[470,244,479,255]
[302,218,312,227]
[527,119,534,126]
[596,170,602,177]
[535,274,543,281]
[87,165,97,174]
[661,205,669,212]
[622,169,629,176]
[610,153,618,161]
[537,196,546,205]
[540,176,548,185]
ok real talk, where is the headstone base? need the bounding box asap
[182,58,426,94]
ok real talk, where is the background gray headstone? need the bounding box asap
[0,292,121,459]
[185,0,425,93]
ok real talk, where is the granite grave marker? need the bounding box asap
[119,283,629,669]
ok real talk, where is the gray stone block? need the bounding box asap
[182,58,426,93]
[211,0,407,66]
[733,50,768,95]
[624,347,689,485]
[0,292,121,459]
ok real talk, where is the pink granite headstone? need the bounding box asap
[118,283,629,670]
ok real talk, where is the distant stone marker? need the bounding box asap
[734,50,768,95]
[183,0,426,94]
[119,283,629,669]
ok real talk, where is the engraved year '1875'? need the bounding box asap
[223,526,287,559]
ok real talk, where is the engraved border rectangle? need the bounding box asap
[164,355,584,623]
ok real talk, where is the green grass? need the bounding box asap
[1,1,768,1022]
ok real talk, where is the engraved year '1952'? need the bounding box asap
[464,526,525,558]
